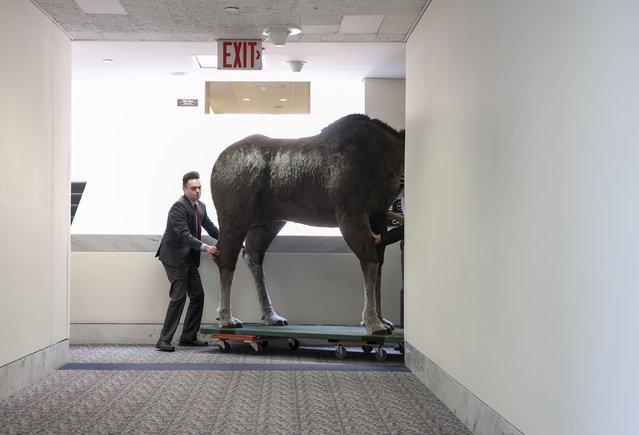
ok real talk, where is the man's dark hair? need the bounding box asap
[182,171,200,186]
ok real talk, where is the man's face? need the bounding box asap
[183,178,202,202]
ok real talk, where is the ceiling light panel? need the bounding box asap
[206,81,310,115]
[339,15,384,34]
[73,0,127,14]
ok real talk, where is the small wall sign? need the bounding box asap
[177,99,198,107]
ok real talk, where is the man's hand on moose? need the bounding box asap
[205,245,220,257]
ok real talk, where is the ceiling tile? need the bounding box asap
[73,0,126,14]
[33,0,428,42]
[339,15,384,34]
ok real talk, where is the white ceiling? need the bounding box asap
[33,0,427,80]
[71,40,408,81]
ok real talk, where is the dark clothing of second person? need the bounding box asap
[156,195,219,344]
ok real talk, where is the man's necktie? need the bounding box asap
[194,203,200,238]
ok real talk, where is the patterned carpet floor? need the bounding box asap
[0,343,471,434]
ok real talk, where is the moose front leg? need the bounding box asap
[242,250,288,326]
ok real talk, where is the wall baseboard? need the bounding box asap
[404,342,523,435]
[0,340,68,400]
[71,323,168,344]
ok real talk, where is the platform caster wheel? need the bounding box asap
[218,341,230,353]
[375,348,388,362]
[335,345,348,359]
[288,338,300,351]
[362,345,373,354]
[250,342,264,354]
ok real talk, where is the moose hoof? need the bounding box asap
[374,327,392,336]
[219,317,243,329]
[381,318,395,330]
[371,328,393,335]
[263,313,288,326]
[366,322,392,336]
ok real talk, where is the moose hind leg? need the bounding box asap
[243,221,288,326]
[375,263,394,330]
[338,214,391,335]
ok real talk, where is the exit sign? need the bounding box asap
[217,39,263,70]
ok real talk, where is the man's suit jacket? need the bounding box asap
[156,195,219,267]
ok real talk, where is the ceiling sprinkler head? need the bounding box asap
[262,25,301,46]
[287,60,306,72]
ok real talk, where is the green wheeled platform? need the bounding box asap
[199,323,404,361]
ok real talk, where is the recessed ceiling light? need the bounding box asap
[242,98,251,101]
[102,58,114,63]
[224,6,239,13]
[170,72,188,76]
[279,98,288,102]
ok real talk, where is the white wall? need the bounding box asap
[70,248,401,333]
[69,70,405,338]
[405,1,639,434]
[364,78,406,131]
[0,0,71,389]
[71,76,365,236]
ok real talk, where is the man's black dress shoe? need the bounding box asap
[155,340,175,352]
[178,338,208,347]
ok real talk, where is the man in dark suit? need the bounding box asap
[155,171,221,352]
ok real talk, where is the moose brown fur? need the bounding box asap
[210,114,405,335]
